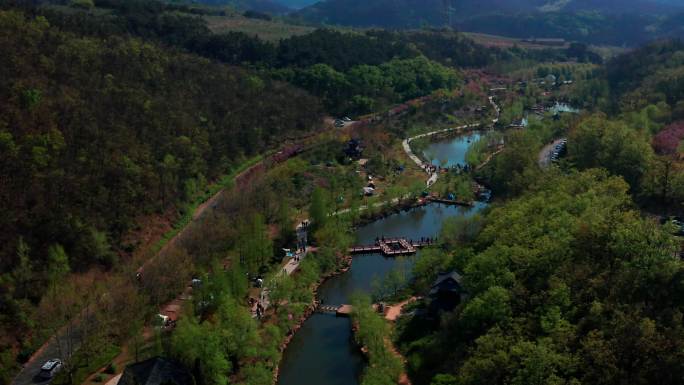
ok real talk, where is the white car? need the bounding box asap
[39,359,62,379]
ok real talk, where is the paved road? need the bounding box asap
[11,320,84,385]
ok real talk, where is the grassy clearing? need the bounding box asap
[204,15,316,41]
[462,32,569,49]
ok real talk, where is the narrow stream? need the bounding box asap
[277,133,485,385]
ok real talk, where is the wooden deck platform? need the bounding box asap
[427,197,474,206]
[349,238,434,256]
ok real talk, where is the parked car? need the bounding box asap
[661,217,684,236]
[39,359,62,379]
[672,218,684,236]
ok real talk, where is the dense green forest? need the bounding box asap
[23,0,594,115]
[292,0,684,46]
[18,2,471,115]
[0,1,520,381]
[0,7,321,376]
[2,1,684,385]
[393,38,684,385]
[399,170,684,385]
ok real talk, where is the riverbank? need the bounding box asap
[276,100,500,385]
[349,295,406,385]
[402,123,483,187]
[271,254,353,384]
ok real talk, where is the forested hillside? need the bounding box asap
[170,0,290,13]
[5,1,684,385]
[604,39,684,113]
[293,0,684,46]
[400,170,684,384]
[32,1,518,114]
[0,1,526,377]
[395,38,684,385]
[0,7,321,365]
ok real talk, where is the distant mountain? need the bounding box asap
[272,0,318,9]
[556,0,681,13]
[293,0,684,45]
[177,0,291,13]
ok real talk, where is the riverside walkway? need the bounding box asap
[402,123,482,187]
[401,95,501,188]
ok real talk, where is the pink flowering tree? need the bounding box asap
[653,122,684,155]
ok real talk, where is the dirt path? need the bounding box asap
[103,374,121,385]
[475,146,504,171]
[139,157,267,274]
[384,297,419,321]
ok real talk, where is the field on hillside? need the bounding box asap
[464,31,628,60]
[205,15,316,41]
[463,32,570,49]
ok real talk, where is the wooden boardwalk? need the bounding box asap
[317,304,353,317]
[349,238,434,256]
[427,196,474,207]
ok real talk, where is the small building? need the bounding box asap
[118,357,193,385]
[508,117,528,129]
[428,271,465,314]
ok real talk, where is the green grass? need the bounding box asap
[152,154,265,253]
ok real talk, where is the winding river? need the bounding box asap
[277,132,486,385]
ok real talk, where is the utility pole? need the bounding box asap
[442,0,454,28]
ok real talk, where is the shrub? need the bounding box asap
[105,363,117,374]
[70,0,94,9]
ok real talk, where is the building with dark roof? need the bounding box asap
[118,357,194,385]
[427,271,465,315]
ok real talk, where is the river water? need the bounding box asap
[423,130,481,168]
[277,133,485,385]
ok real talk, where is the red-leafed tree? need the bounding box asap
[653,122,684,155]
